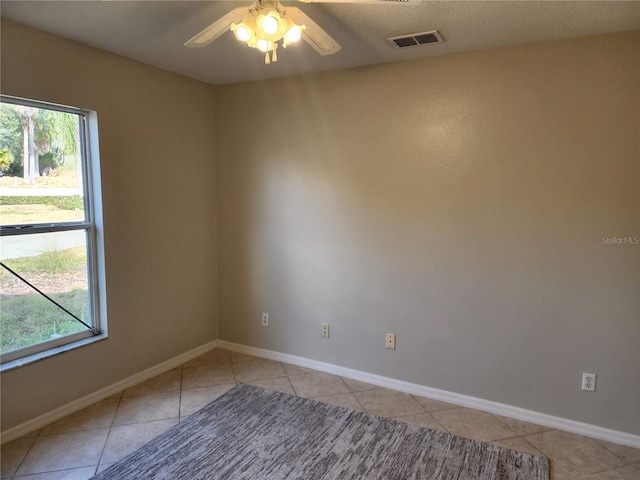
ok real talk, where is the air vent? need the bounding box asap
[387,30,444,49]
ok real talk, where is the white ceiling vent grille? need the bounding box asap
[387,30,444,49]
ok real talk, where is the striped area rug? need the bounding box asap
[92,384,549,479]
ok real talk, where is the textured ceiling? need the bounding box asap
[1,1,638,85]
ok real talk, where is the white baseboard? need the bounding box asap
[217,340,640,449]
[1,340,218,445]
[4,339,638,449]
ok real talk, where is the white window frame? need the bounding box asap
[0,95,107,369]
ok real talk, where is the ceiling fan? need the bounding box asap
[185,0,419,64]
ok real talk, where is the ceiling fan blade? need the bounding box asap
[185,7,249,47]
[298,0,422,4]
[285,7,342,56]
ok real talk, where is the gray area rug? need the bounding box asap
[92,384,549,479]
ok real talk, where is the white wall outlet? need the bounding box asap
[386,333,396,350]
[582,372,596,392]
[262,313,269,327]
[322,323,330,338]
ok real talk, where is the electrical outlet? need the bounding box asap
[385,333,396,350]
[262,313,269,327]
[322,323,330,338]
[582,373,596,392]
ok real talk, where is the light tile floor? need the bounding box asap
[2,349,639,479]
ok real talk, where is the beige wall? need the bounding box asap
[1,20,217,430]
[1,18,637,437]
[216,32,639,434]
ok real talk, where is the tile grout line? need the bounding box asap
[177,365,184,421]
[9,428,43,479]
[284,375,296,396]
[427,413,450,434]
[390,412,451,435]
[13,465,98,480]
[595,441,636,466]
[93,390,124,472]
[348,390,368,414]
[285,370,301,397]
[7,440,28,480]
[482,411,519,439]
[520,432,633,479]
[336,375,357,407]
[490,433,544,453]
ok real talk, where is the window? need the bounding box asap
[0,95,105,366]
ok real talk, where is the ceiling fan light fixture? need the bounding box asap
[283,22,305,46]
[231,13,257,43]
[256,10,289,42]
[258,11,278,35]
[185,2,342,64]
[231,23,253,42]
[232,3,305,63]
[256,39,273,52]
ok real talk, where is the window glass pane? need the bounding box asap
[0,230,90,355]
[0,102,85,226]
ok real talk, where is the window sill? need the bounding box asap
[0,333,108,372]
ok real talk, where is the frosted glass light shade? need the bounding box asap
[261,15,279,35]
